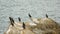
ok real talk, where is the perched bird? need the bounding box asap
[9,17,14,26]
[28,13,32,18]
[46,14,48,18]
[23,22,26,29]
[18,17,21,22]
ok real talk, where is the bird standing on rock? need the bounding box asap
[46,14,48,18]
[18,17,21,22]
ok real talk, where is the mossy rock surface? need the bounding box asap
[30,18,60,34]
[36,18,59,29]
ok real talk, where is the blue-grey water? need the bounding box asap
[0,0,60,34]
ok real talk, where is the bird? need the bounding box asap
[28,13,32,18]
[9,17,14,26]
[46,14,48,18]
[18,17,21,22]
[22,22,26,29]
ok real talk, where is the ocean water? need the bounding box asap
[0,0,60,34]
